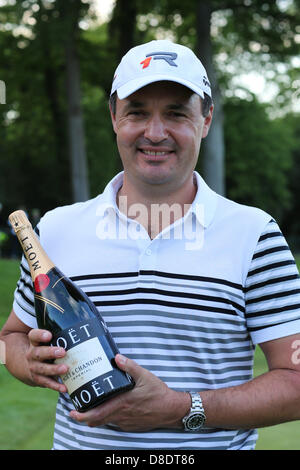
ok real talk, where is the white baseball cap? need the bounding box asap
[111,40,212,100]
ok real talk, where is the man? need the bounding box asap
[1,40,300,450]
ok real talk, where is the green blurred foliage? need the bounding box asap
[224,96,296,222]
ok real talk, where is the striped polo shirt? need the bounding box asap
[13,171,300,450]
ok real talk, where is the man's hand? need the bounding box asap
[26,328,68,393]
[69,354,190,432]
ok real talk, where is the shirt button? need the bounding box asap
[146,248,152,256]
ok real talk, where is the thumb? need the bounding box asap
[115,353,144,381]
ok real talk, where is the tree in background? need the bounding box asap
[55,0,90,202]
[0,0,91,206]
[224,96,295,221]
[0,1,70,212]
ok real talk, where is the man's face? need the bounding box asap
[110,81,213,192]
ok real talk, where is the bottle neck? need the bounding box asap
[16,225,55,281]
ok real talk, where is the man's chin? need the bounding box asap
[139,171,175,186]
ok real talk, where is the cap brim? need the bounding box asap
[115,75,206,99]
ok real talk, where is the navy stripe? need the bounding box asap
[246,288,300,305]
[244,274,300,293]
[258,231,282,242]
[247,302,300,319]
[71,272,138,281]
[87,287,245,313]
[16,287,34,307]
[248,317,298,332]
[72,270,243,292]
[247,260,296,277]
[252,245,289,260]
[94,298,239,316]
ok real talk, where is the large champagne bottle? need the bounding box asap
[9,210,135,412]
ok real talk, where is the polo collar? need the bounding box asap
[100,171,218,228]
[191,171,218,228]
[100,171,123,212]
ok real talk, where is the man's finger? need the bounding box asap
[114,353,145,381]
[30,345,66,362]
[32,372,68,393]
[32,358,68,377]
[28,328,52,346]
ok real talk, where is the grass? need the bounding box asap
[0,258,57,450]
[0,370,57,450]
[0,258,300,450]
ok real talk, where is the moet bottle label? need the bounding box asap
[56,336,113,394]
[53,319,113,395]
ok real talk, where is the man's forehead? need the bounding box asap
[119,81,198,105]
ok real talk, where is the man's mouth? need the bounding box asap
[142,150,169,156]
[138,149,175,159]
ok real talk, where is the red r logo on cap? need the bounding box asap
[140,52,178,69]
[140,57,152,69]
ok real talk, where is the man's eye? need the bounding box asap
[169,112,185,118]
[128,111,144,116]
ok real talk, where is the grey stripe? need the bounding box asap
[104,308,244,325]
[155,374,252,385]
[116,341,252,354]
[131,364,253,374]
[129,352,252,365]
[54,416,242,446]
[79,279,245,302]
[113,329,249,344]
[109,322,248,337]
[53,417,254,450]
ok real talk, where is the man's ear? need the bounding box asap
[202,105,214,139]
[109,103,117,134]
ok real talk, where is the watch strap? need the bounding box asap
[190,391,204,412]
[182,391,206,431]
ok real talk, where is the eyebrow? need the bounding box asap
[123,101,144,112]
[123,100,191,113]
[166,103,190,112]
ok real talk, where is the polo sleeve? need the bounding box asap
[244,219,300,344]
[12,226,39,329]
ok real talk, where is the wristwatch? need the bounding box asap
[182,391,206,431]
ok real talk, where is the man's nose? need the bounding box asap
[144,114,168,142]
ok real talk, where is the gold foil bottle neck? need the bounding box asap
[9,210,32,233]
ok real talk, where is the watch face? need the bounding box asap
[186,413,205,430]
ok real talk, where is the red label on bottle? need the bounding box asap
[34,273,50,292]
